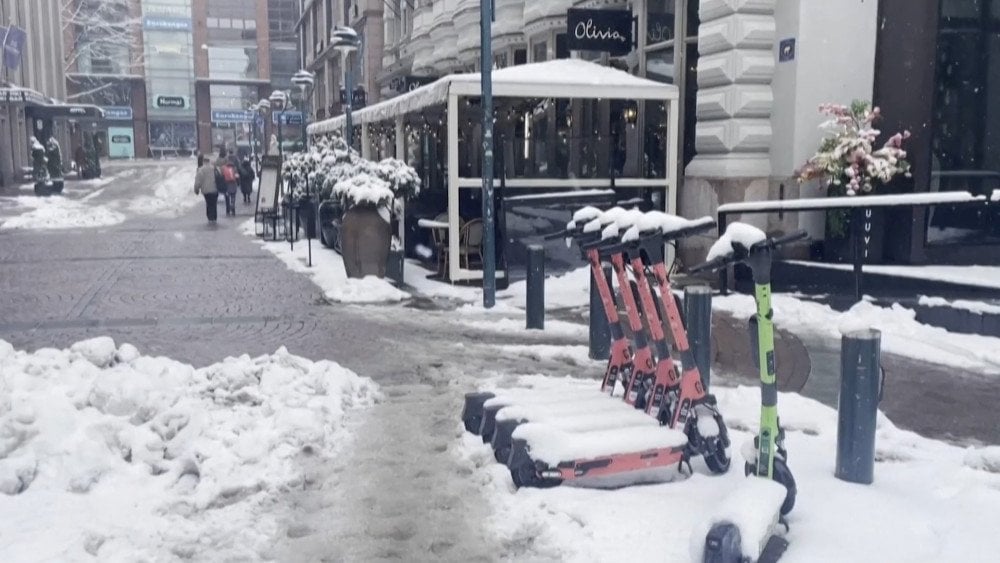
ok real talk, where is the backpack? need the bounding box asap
[221,163,238,183]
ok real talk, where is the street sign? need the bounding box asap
[272,111,303,125]
[566,9,633,56]
[779,38,796,62]
[211,110,254,123]
[102,106,133,121]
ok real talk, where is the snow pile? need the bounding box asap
[126,164,199,217]
[243,220,409,303]
[500,266,593,309]
[788,261,1000,290]
[918,295,1000,315]
[0,195,126,230]
[714,293,1000,373]
[707,222,767,261]
[0,338,379,561]
[456,375,1000,562]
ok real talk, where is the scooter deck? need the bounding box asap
[512,422,688,467]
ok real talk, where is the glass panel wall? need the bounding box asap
[929,0,1000,245]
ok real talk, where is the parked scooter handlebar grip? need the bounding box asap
[543,229,570,240]
[687,255,733,274]
[767,229,808,248]
[659,219,718,242]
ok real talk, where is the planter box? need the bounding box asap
[341,206,391,279]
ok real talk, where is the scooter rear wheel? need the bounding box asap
[703,438,732,474]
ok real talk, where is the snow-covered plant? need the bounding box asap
[281,132,421,213]
[798,100,912,196]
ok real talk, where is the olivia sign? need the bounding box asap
[566,8,633,56]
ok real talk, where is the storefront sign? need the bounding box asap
[102,106,133,120]
[273,111,303,126]
[3,26,27,71]
[0,88,46,105]
[143,17,191,31]
[390,75,437,94]
[211,110,255,123]
[646,12,674,44]
[566,9,633,56]
[339,87,368,108]
[155,95,187,109]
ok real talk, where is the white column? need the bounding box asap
[686,0,776,178]
[361,123,371,159]
[447,92,460,282]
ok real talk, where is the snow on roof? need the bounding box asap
[309,59,678,134]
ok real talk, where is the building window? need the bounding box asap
[514,49,527,66]
[532,41,547,63]
[207,46,259,80]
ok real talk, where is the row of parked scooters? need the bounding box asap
[461,205,806,562]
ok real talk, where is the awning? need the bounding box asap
[0,87,48,105]
[26,103,105,120]
[308,59,679,135]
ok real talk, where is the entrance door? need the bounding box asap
[108,126,135,159]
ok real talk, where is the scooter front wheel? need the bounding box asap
[703,438,732,474]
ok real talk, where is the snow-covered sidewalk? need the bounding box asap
[787,260,1000,290]
[0,338,379,560]
[457,374,1000,562]
[0,164,198,230]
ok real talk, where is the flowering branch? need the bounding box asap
[798,100,912,196]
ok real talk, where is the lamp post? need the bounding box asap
[292,69,317,267]
[292,69,316,150]
[481,0,496,308]
[255,98,270,173]
[331,26,361,148]
[268,90,288,162]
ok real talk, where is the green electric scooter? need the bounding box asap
[690,224,807,563]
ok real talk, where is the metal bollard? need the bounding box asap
[589,264,613,360]
[684,285,713,391]
[836,328,882,485]
[386,249,404,285]
[526,244,545,330]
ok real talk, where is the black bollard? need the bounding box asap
[526,244,544,330]
[386,248,404,285]
[589,264,613,360]
[836,328,882,484]
[684,285,713,391]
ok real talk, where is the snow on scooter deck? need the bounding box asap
[512,422,688,467]
[691,478,788,563]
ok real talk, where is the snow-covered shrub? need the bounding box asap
[281,133,421,215]
[45,138,63,180]
[30,137,49,185]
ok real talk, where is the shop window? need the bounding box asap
[532,41,547,63]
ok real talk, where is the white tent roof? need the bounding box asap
[309,59,678,134]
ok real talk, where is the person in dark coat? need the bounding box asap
[238,156,255,204]
[214,149,240,217]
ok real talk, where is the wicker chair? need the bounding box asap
[459,219,484,269]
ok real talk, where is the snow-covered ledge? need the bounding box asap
[686,0,776,178]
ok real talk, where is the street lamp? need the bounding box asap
[291,69,317,268]
[254,98,271,167]
[331,26,361,148]
[291,69,316,149]
[268,90,288,162]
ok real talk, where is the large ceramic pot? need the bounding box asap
[340,204,391,278]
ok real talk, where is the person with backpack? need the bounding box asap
[238,155,256,204]
[215,148,240,216]
[194,154,219,223]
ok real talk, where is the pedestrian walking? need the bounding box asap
[215,149,240,217]
[194,154,219,222]
[238,156,255,204]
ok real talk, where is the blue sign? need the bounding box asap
[255,115,265,128]
[102,106,133,121]
[3,26,27,71]
[143,17,191,31]
[273,111,304,125]
[211,110,254,123]
[779,38,795,63]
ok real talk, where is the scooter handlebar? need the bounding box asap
[658,218,717,242]
[543,228,571,241]
[686,255,733,274]
[764,229,808,248]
